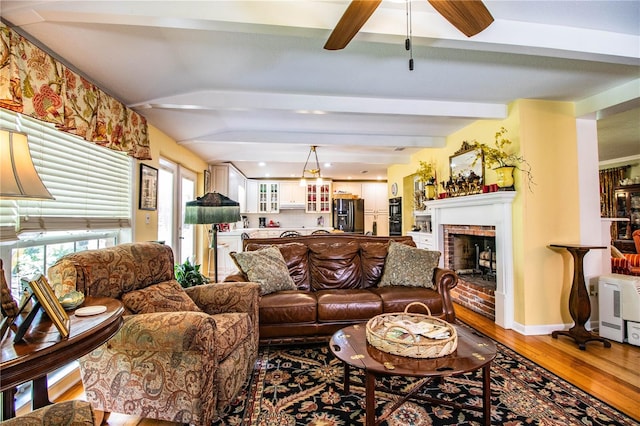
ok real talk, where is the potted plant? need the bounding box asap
[416,160,438,199]
[470,127,534,191]
[174,258,210,288]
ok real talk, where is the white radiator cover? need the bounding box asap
[598,274,640,345]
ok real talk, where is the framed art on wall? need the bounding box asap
[139,163,158,210]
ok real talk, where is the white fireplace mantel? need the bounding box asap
[426,192,517,329]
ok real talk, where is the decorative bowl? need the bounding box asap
[59,291,85,310]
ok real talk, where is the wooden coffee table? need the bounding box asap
[330,323,497,426]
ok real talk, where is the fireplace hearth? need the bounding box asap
[425,191,516,328]
[445,225,497,320]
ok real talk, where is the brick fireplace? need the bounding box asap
[426,191,516,329]
[444,225,497,320]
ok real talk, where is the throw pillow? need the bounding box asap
[379,240,440,289]
[611,245,624,258]
[231,246,297,295]
[121,280,202,314]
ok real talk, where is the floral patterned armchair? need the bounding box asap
[47,242,260,425]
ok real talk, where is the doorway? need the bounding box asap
[157,158,196,263]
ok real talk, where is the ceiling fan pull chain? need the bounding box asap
[406,0,414,70]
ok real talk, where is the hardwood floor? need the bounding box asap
[52,303,640,424]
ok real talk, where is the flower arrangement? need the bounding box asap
[470,127,534,191]
[416,160,437,185]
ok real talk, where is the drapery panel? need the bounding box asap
[0,23,150,160]
[599,166,629,218]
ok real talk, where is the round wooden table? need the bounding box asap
[330,323,496,426]
[1,296,124,419]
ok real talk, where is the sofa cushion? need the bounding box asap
[308,241,361,290]
[231,246,297,295]
[211,312,253,361]
[379,241,440,289]
[121,280,203,314]
[316,289,383,322]
[370,286,444,316]
[259,290,317,324]
[611,245,624,258]
[244,242,310,290]
[360,242,389,288]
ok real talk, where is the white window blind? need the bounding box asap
[0,110,132,241]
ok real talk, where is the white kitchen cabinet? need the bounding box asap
[362,182,389,235]
[365,212,389,236]
[332,181,362,198]
[214,233,243,280]
[245,180,258,213]
[362,182,388,213]
[280,181,306,207]
[406,232,435,250]
[258,181,280,213]
[212,164,247,212]
[305,182,332,213]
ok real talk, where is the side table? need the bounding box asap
[1,296,124,419]
[549,244,611,350]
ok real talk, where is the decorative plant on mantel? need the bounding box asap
[416,160,438,200]
[470,127,535,191]
[416,160,437,185]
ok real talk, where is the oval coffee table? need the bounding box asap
[330,323,497,426]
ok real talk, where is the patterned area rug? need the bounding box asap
[214,333,635,425]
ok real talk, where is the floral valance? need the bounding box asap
[0,23,150,160]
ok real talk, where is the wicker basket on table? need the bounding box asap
[366,302,458,358]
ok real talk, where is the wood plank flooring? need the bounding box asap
[52,303,640,424]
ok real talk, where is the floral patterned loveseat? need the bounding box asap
[47,242,260,425]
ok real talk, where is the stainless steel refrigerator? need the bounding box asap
[332,198,365,233]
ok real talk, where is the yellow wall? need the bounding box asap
[134,125,210,269]
[389,99,582,327]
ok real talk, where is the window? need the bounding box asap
[0,110,132,296]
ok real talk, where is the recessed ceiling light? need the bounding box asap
[258,162,266,167]
[265,173,270,177]
[324,162,332,168]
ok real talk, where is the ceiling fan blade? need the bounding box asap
[428,0,494,37]
[324,0,382,50]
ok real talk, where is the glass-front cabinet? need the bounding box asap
[258,182,279,213]
[614,184,640,252]
[306,182,331,213]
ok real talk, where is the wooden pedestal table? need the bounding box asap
[549,244,611,350]
[1,296,124,419]
[330,324,497,426]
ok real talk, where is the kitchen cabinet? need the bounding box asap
[212,164,247,212]
[305,182,332,213]
[258,182,280,213]
[613,184,640,253]
[245,180,258,213]
[214,233,243,279]
[332,181,362,198]
[362,182,388,213]
[407,232,435,250]
[362,182,389,235]
[280,181,306,207]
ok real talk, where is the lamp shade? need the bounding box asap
[184,192,241,225]
[0,130,54,200]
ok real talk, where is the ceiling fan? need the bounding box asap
[324,0,494,50]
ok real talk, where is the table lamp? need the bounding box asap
[1,129,55,338]
[184,192,240,283]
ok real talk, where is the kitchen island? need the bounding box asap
[213,227,335,278]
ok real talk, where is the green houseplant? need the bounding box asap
[175,258,210,288]
[470,127,534,191]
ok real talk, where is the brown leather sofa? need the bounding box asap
[225,234,458,344]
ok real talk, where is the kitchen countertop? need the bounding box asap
[218,227,334,236]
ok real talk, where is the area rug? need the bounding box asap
[214,334,636,425]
